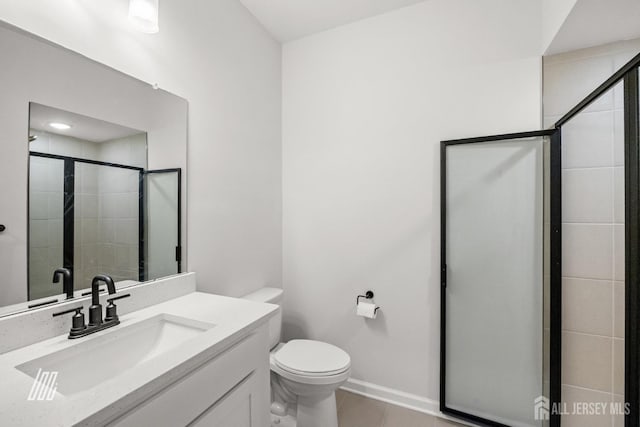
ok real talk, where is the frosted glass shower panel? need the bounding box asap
[144,170,180,281]
[444,137,545,426]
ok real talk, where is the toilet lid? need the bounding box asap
[274,340,351,376]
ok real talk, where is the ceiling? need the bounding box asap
[238,0,427,42]
[546,0,640,55]
[29,103,144,143]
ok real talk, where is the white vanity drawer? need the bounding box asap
[188,371,261,427]
[109,329,268,427]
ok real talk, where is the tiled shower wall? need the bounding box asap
[28,156,63,300]
[95,164,140,283]
[543,39,640,427]
[75,162,100,289]
[95,134,146,283]
[28,130,146,295]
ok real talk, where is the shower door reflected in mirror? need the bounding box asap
[26,103,181,304]
[441,130,560,427]
[142,169,181,281]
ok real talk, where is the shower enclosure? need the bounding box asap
[28,153,181,300]
[441,131,559,427]
[441,52,640,426]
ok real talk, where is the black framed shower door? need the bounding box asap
[28,152,144,298]
[28,153,183,296]
[440,130,561,427]
[139,168,182,282]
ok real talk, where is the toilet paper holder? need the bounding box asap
[356,290,380,314]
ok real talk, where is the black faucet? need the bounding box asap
[88,274,116,327]
[53,274,130,339]
[52,268,73,300]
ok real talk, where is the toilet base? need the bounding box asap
[295,391,338,427]
[270,391,339,427]
[271,413,296,427]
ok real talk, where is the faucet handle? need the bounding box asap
[105,294,130,323]
[52,306,82,317]
[106,293,131,303]
[52,306,86,337]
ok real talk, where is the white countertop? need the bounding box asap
[0,292,279,426]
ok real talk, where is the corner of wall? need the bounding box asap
[541,0,579,54]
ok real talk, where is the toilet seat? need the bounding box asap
[271,340,351,384]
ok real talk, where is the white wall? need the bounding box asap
[0,0,282,297]
[542,0,578,53]
[545,0,640,56]
[282,0,542,403]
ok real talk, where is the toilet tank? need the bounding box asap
[242,287,283,349]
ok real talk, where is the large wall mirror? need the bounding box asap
[0,23,187,316]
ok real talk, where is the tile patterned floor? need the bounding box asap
[336,390,467,427]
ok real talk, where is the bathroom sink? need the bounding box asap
[16,313,215,396]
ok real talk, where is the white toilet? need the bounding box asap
[243,287,351,427]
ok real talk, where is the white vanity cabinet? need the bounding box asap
[0,290,278,427]
[108,326,271,427]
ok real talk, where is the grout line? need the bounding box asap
[561,222,624,226]
[562,275,617,282]
[562,383,613,395]
[562,165,623,171]
[561,165,624,171]
[562,329,615,339]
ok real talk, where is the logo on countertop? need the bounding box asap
[27,368,58,401]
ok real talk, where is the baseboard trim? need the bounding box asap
[340,378,476,426]
[341,378,438,415]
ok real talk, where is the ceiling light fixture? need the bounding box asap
[49,122,72,130]
[129,0,160,34]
